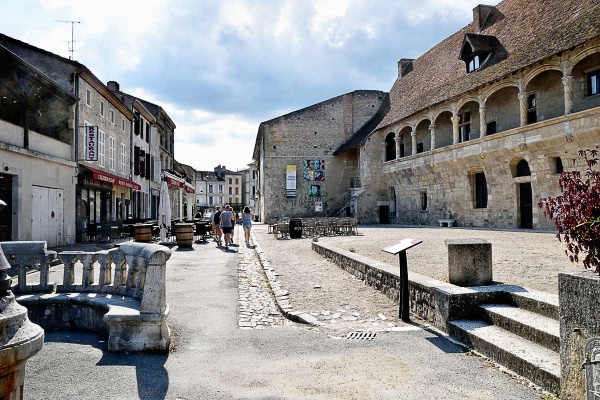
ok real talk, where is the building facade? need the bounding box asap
[253,90,388,222]
[0,44,79,246]
[360,0,600,230]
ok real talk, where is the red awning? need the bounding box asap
[82,165,142,190]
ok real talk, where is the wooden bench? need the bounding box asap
[438,219,455,227]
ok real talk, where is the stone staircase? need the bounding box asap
[447,290,560,393]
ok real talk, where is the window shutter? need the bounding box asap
[145,154,151,180]
[154,156,161,182]
[134,146,140,175]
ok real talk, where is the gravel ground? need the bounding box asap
[252,224,581,314]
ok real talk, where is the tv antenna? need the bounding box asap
[55,20,81,60]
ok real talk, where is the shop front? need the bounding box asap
[76,166,141,242]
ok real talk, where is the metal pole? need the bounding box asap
[398,250,410,322]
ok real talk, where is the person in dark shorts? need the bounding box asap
[213,206,223,246]
[220,205,233,248]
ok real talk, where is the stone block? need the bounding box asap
[446,239,492,287]
[558,270,600,400]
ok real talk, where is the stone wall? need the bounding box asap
[558,270,600,400]
[260,91,386,220]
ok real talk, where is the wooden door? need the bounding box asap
[519,183,533,229]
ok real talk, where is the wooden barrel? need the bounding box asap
[176,223,194,247]
[134,224,152,243]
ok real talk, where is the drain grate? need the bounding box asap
[346,332,377,340]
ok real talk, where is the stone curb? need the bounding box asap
[249,232,319,326]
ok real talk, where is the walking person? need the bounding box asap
[213,206,223,246]
[242,206,252,245]
[220,205,233,249]
[230,209,236,245]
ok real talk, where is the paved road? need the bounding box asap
[23,229,541,399]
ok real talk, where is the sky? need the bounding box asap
[2,0,497,173]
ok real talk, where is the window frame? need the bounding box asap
[98,130,106,167]
[467,54,480,73]
[588,70,600,96]
[120,143,127,174]
[458,111,471,142]
[86,89,91,107]
[110,109,115,124]
[109,136,116,171]
[527,93,537,124]
[100,101,105,117]
[420,191,428,211]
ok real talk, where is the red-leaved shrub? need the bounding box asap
[538,149,600,273]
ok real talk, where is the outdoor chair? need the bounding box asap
[267,218,277,234]
[86,224,98,242]
[348,218,358,235]
[340,218,350,235]
[276,222,289,239]
[303,218,317,237]
[319,218,331,236]
[329,218,341,235]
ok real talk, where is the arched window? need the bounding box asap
[385,132,396,161]
[516,159,531,177]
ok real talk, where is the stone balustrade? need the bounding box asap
[0,241,171,352]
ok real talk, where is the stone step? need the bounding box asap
[448,319,560,393]
[480,304,560,352]
[509,290,559,320]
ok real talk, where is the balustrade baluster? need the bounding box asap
[17,262,27,291]
[63,257,75,287]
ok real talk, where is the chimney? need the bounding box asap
[398,59,414,78]
[107,80,120,92]
[473,5,496,31]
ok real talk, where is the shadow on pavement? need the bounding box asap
[44,330,169,400]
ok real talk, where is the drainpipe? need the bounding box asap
[74,73,79,164]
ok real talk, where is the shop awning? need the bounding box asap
[82,165,142,190]
[163,172,195,194]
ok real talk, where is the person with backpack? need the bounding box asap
[212,206,223,246]
[220,205,234,248]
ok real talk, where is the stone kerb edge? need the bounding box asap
[250,233,320,326]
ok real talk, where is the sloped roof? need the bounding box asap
[377,0,600,130]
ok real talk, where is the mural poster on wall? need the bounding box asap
[303,159,325,181]
[308,184,320,197]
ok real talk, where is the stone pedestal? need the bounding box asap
[0,245,44,399]
[559,270,600,400]
[446,239,492,286]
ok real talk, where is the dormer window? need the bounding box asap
[459,33,507,74]
[467,55,480,72]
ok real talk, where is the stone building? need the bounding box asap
[0,33,138,242]
[196,166,243,210]
[253,90,388,222]
[0,44,79,246]
[355,0,600,229]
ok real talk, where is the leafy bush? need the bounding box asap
[538,149,600,273]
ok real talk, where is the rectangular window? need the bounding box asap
[229,197,233,204]
[208,184,214,194]
[218,185,224,193]
[475,172,488,208]
[120,143,126,174]
[554,157,564,174]
[486,121,497,134]
[467,55,480,73]
[588,70,600,96]
[209,197,214,205]
[235,187,239,195]
[109,136,116,171]
[527,94,537,124]
[399,143,405,158]
[420,191,427,211]
[110,109,115,124]
[100,101,104,117]
[229,178,232,184]
[122,119,125,132]
[252,170,256,179]
[98,130,105,167]
[134,113,141,136]
[229,187,232,195]
[146,122,150,143]
[416,143,424,154]
[219,196,224,204]
[459,111,471,142]
[86,89,91,106]
[235,178,239,185]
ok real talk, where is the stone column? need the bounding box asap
[518,92,528,126]
[429,124,437,150]
[381,142,386,162]
[479,107,487,137]
[411,131,417,155]
[451,116,460,144]
[395,136,401,159]
[562,75,574,115]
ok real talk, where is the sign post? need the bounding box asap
[382,238,422,322]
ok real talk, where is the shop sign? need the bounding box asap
[85,126,99,161]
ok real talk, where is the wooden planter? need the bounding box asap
[133,224,152,243]
[175,223,194,248]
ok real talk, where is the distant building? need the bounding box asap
[239,163,257,215]
[196,166,243,210]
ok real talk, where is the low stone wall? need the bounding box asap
[1,241,172,353]
[558,270,600,400]
[311,241,504,332]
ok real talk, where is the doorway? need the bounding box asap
[519,183,533,229]
[0,174,12,241]
[379,205,390,224]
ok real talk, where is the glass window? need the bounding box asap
[110,110,115,124]
[120,143,126,174]
[100,101,104,116]
[420,191,427,211]
[527,94,537,124]
[86,89,91,106]
[459,111,471,142]
[467,55,480,72]
[109,136,116,171]
[588,71,600,96]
